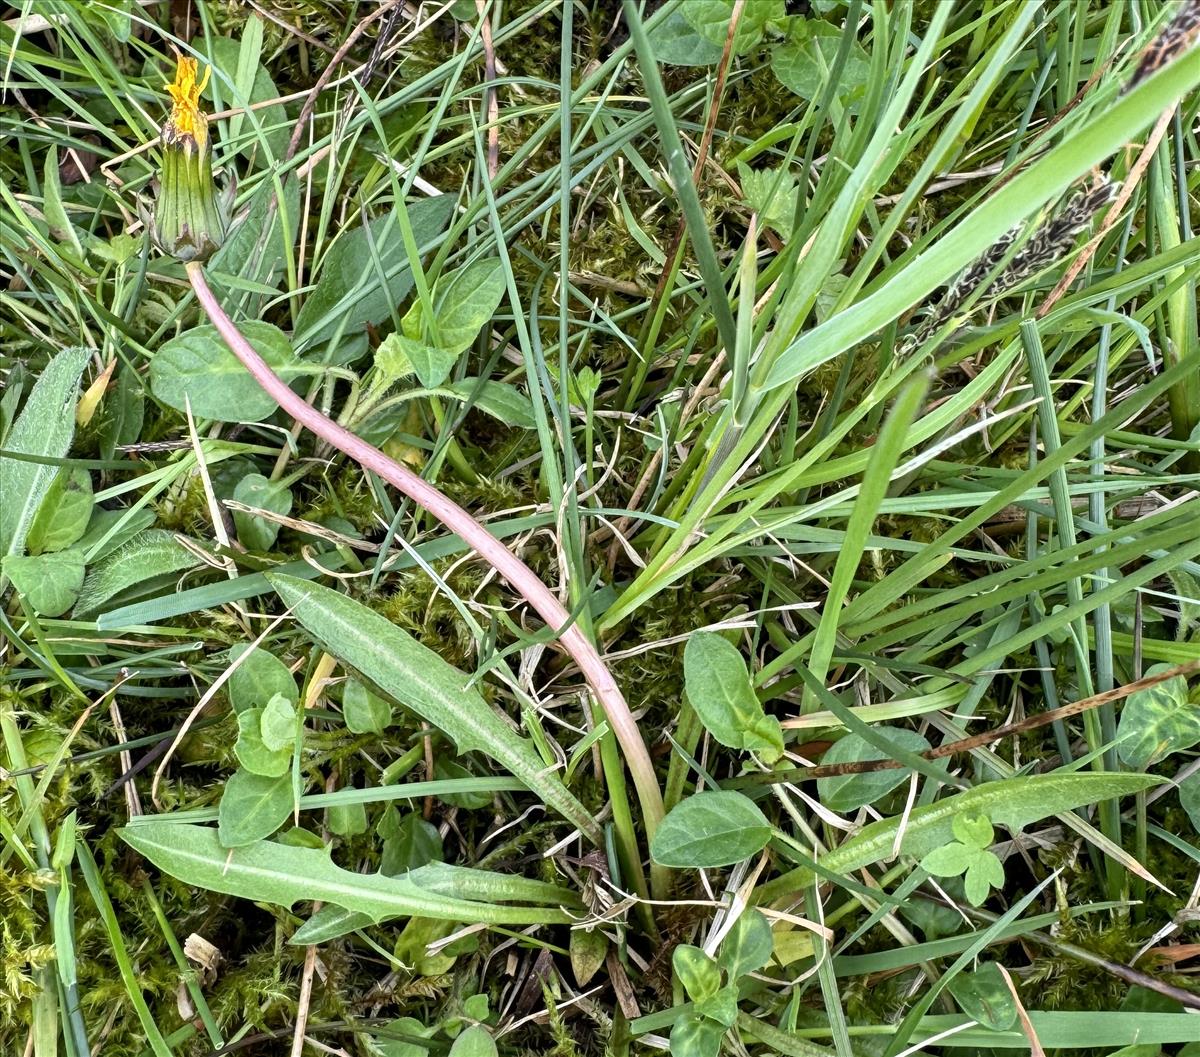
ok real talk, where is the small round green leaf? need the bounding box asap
[952,812,993,849]
[228,643,297,714]
[964,850,1005,906]
[235,708,292,776]
[669,1011,724,1057]
[343,678,394,734]
[259,692,297,752]
[920,842,973,878]
[448,1026,497,1057]
[231,473,292,551]
[651,791,771,868]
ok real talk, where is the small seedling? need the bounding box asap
[920,813,1005,906]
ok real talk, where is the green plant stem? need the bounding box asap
[0,696,90,1057]
[1020,318,1121,888]
[185,261,665,850]
[663,698,702,817]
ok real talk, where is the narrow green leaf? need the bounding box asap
[76,506,156,563]
[737,1012,838,1057]
[763,46,1200,390]
[294,196,455,347]
[291,904,372,945]
[0,346,89,560]
[43,145,83,257]
[757,772,1163,902]
[267,574,601,843]
[120,822,573,925]
[446,379,537,428]
[74,529,202,617]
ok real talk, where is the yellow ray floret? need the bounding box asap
[163,55,211,151]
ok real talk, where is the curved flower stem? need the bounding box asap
[186,262,666,845]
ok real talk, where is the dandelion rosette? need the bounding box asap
[154,56,228,262]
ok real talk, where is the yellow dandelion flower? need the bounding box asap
[154,54,227,262]
[163,55,212,152]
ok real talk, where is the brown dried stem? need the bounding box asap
[756,658,1200,783]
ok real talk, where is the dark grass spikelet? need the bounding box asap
[1125,0,1200,92]
[915,180,1119,343]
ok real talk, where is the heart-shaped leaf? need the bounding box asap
[228,643,297,714]
[1117,664,1198,769]
[26,466,92,555]
[235,707,291,776]
[232,473,292,551]
[719,909,773,979]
